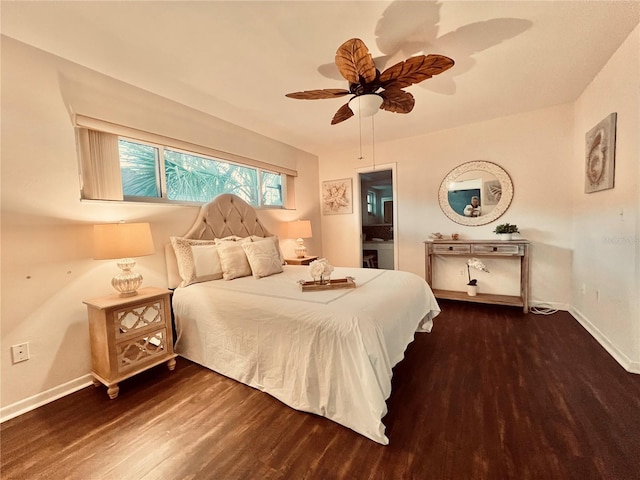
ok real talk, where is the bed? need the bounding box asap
[167,194,440,444]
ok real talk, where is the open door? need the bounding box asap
[359,168,395,270]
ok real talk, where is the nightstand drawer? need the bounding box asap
[472,244,522,255]
[432,243,471,254]
[116,328,169,373]
[113,299,167,339]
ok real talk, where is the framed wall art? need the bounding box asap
[483,179,502,206]
[322,178,353,215]
[585,113,616,194]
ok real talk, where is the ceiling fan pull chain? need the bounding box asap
[357,101,364,161]
[371,115,376,171]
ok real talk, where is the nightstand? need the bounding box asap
[285,255,318,266]
[83,287,177,399]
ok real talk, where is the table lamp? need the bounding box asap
[284,220,312,258]
[93,222,155,297]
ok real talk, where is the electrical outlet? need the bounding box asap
[580,284,586,295]
[11,342,30,364]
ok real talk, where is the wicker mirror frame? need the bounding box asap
[438,161,513,226]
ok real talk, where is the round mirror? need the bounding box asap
[438,161,513,226]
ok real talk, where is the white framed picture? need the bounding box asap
[322,178,353,215]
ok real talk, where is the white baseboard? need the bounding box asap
[569,306,640,374]
[0,374,94,423]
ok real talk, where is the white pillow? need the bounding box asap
[216,241,253,280]
[170,237,222,287]
[242,238,284,279]
[191,244,223,278]
[249,235,285,265]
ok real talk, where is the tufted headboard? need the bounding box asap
[166,193,273,288]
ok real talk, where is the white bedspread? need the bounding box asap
[172,265,440,444]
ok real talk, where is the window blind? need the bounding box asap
[77,128,123,200]
[74,114,297,177]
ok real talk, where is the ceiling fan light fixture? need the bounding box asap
[286,38,454,125]
[349,94,383,117]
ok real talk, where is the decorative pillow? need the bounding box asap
[249,235,285,265]
[242,238,284,279]
[216,241,253,280]
[170,237,222,287]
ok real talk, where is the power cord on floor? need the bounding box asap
[530,304,559,315]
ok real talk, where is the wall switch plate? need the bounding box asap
[11,342,30,363]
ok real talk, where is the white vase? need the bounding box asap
[498,233,513,241]
[467,285,478,296]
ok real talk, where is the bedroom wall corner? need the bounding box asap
[570,24,640,371]
[265,151,322,260]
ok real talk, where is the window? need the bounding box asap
[78,124,289,207]
[261,171,283,206]
[119,139,160,198]
[367,190,376,215]
[118,138,282,206]
[161,147,260,204]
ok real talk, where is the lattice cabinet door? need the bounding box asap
[84,287,177,399]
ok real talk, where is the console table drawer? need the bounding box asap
[432,244,471,254]
[471,244,522,255]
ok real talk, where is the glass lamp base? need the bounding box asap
[112,258,143,297]
[294,238,307,258]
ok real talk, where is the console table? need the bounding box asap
[424,239,530,312]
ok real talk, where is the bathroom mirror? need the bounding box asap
[438,161,513,226]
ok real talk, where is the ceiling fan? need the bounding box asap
[285,38,454,125]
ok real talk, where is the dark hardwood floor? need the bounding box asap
[3,301,640,480]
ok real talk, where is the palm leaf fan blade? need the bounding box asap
[380,89,415,114]
[331,103,355,125]
[380,54,454,89]
[335,38,377,84]
[285,89,350,100]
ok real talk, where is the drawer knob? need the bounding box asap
[493,247,497,252]
[448,246,453,251]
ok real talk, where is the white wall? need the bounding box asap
[570,25,640,372]
[0,37,321,416]
[320,104,574,306]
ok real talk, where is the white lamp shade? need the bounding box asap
[349,94,383,117]
[93,222,155,260]
[284,220,312,240]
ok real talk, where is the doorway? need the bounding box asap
[359,168,395,269]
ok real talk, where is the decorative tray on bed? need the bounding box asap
[298,277,356,292]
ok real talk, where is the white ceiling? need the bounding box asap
[2,1,639,156]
